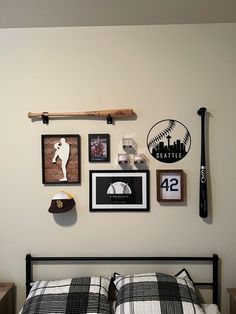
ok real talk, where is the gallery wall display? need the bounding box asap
[156,169,184,202]
[147,119,191,163]
[88,134,110,162]
[41,134,81,184]
[89,170,149,211]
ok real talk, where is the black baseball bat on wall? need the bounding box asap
[197,107,208,218]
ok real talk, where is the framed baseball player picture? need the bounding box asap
[88,133,110,162]
[41,134,81,184]
[89,170,149,211]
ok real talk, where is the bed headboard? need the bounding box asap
[25,253,219,305]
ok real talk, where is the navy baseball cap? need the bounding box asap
[49,191,75,213]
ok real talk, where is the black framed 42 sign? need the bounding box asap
[156,170,184,202]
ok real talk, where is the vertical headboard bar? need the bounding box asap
[213,253,219,304]
[26,254,32,296]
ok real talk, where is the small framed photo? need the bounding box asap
[156,169,184,202]
[41,134,81,184]
[88,134,110,162]
[89,170,149,211]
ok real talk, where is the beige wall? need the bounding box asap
[0,23,235,313]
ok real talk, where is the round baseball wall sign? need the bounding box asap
[147,119,191,163]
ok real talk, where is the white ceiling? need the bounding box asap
[1,0,236,28]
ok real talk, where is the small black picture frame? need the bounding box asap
[89,170,149,211]
[88,134,110,162]
[41,134,81,184]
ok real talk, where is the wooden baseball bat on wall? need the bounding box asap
[28,109,134,124]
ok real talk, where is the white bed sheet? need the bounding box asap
[203,304,221,314]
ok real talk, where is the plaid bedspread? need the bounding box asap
[21,277,111,314]
[114,273,204,314]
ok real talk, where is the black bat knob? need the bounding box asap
[197,107,207,116]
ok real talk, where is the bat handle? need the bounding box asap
[199,153,208,218]
[199,186,208,218]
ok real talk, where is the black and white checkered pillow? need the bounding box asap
[22,277,112,314]
[175,268,194,283]
[114,272,204,314]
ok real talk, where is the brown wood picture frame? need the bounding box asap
[156,169,184,202]
[41,134,81,184]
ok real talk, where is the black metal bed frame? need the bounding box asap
[25,253,219,305]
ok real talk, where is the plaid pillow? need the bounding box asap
[22,277,112,314]
[114,272,204,314]
[175,268,194,283]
